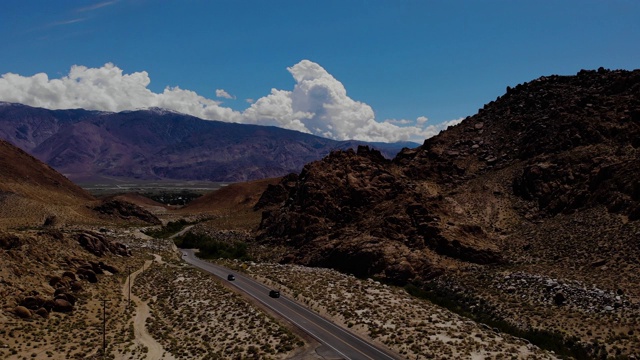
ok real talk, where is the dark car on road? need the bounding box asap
[269,290,280,298]
[227,274,235,281]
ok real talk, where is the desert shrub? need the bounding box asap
[174,232,251,261]
[404,282,592,359]
[143,219,191,238]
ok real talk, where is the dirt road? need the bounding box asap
[122,255,175,359]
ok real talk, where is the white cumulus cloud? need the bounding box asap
[215,89,235,99]
[0,63,243,122]
[385,119,413,125]
[0,60,458,143]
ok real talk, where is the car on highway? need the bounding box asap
[227,274,235,281]
[269,290,280,298]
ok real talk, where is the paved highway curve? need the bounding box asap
[180,249,402,360]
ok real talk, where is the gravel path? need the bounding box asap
[123,255,175,359]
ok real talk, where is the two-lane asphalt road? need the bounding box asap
[180,249,401,360]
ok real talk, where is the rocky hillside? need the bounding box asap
[0,103,415,182]
[182,177,281,214]
[0,139,159,228]
[256,68,640,357]
[258,67,640,281]
[257,146,504,283]
[0,139,94,203]
[395,67,640,220]
[0,139,96,228]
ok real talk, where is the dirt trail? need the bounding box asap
[122,255,175,359]
[169,225,194,239]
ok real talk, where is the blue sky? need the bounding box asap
[0,0,638,142]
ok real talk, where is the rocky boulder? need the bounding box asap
[76,231,131,257]
[14,306,32,319]
[54,293,76,306]
[62,271,76,281]
[0,233,21,250]
[20,296,46,310]
[93,199,161,225]
[76,268,98,283]
[48,276,62,287]
[35,307,49,318]
[53,298,73,313]
[99,262,119,274]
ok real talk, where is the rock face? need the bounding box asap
[257,68,640,286]
[258,146,502,284]
[76,231,131,257]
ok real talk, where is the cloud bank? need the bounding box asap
[0,60,459,142]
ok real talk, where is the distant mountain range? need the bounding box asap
[0,102,417,182]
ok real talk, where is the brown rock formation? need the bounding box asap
[0,232,21,250]
[14,306,32,319]
[35,307,49,318]
[258,146,502,284]
[258,68,640,288]
[76,231,131,257]
[53,298,73,313]
[93,199,161,225]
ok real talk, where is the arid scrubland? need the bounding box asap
[222,260,557,359]
[0,274,141,358]
[133,257,303,359]
[1,227,307,360]
[0,224,592,360]
[0,228,167,360]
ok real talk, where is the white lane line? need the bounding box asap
[183,251,398,360]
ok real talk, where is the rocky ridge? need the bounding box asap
[256,68,640,357]
[258,146,503,284]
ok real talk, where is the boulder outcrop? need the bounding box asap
[258,146,502,284]
[93,199,161,225]
[76,231,131,257]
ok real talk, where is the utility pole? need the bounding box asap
[127,266,131,309]
[101,299,108,359]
